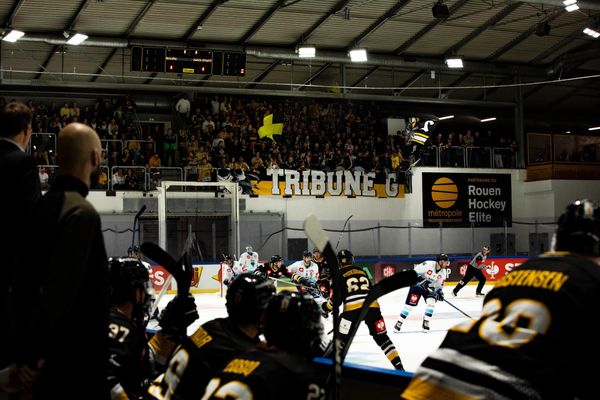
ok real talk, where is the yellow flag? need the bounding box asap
[258,114,283,141]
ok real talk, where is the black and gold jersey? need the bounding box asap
[203,347,326,400]
[339,266,379,312]
[148,317,258,400]
[404,253,600,400]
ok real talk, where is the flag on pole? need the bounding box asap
[258,114,284,141]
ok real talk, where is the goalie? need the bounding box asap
[394,253,449,333]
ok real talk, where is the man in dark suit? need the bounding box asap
[0,101,41,387]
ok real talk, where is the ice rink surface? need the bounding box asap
[153,284,493,373]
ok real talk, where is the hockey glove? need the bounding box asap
[434,288,444,302]
[416,279,430,291]
[159,294,199,336]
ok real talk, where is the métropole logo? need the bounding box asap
[431,177,458,208]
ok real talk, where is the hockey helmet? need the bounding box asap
[226,273,275,325]
[270,254,283,264]
[263,291,324,357]
[337,249,354,266]
[245,246,253,253]
[436,253,449,263]
[482,245,490,254]
[554,199,600,257]
[302,250,312,259]
[223,255,233,264]
[108,257,154,309]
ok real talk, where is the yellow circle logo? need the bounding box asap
[431,177,458,208]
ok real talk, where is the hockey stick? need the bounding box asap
[338,270,417,363]
[334,215,353,251]
[131,205,147,250]
[442,297,473,320]
[304,214,342,400]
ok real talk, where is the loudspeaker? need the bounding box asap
[490,233,515,256]
[535,22,551,36]
[432,2,450,19]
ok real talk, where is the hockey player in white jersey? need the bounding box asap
[222,255,242,287]
[238,245,259,273]
[287,251,319,287]
[394,253,449,333]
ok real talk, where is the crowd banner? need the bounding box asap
[250,169,405,198]
[422,172,512,227]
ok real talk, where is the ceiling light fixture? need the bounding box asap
[66,32,88,45]
[583,27,600,38]
[2,29,24,43]
[445,57,463,68]
[481,117,497,122]
[563,0,579,12]
[297,44,316,58]
[588,126,600,131]
[349,48,368,62]
[438,115,454,120]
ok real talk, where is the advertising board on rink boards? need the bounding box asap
[371,257,527,283]
[252,169,405,198]
[149,263,221,293]
[422,172,512,228]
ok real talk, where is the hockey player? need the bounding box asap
[221,255,243,287]
[254,254,287,279]
[393,253,449,333]
[107,257,198,400]
[202,291,327,399]
[402,199,600,400]
[313,247,332,299]
[287,250,320,288]
[452,245,490,297]
[148,273,275,400]
[337,250,404,370]
[238,245,259,273]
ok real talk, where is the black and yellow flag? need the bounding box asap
[406,117,439,146]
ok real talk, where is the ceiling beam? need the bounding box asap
[441,72,473,97]
[34,0,92,78]
[394,0,469,55]
[545,85,582,110]
[90,48,117,82]
[530,29,585,64]
[444,2,522,58]
[183,0,228,42]
[2,0,27,28]
[239,0,286,44]
[394,70,427,96]
[246,60,280,89]
[351,66,379,87]
[485,8,565,61]
[299,63,332,88]
[346,0,411,49]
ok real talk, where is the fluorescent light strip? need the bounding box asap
[297,46,316,58]
[583,28,600,38]
[2,30,24,43]
[349,48,368,62]
[565,4,579,11]
[66,33,88,45]
[446,58,463,68]
[481,117,497,122]
[563,0,577,5]
[438,115,454,120]
[589,126,600,131]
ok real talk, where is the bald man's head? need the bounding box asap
[57,123,102,186]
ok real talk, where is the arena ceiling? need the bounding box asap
[1,0,599,130]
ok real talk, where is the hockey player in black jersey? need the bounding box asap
[403,199,600,400]
[253,254,287,279]
[107,257,198,400]
[336,250,405,370]
[148,273,275,400]
[202,291,327,400]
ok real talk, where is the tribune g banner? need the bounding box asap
[422,172,512,227]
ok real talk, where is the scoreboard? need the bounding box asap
[131,46,246,77]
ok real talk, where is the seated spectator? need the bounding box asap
[233,156,249,172]
[198,157,213,182]
[112,168,125,189]
[147,153,161,169]
[38,167,49,189]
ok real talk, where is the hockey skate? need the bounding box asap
[393,320,403,333]
[422,320,430,333]
[475,292,486,297]
[451,290,457,297]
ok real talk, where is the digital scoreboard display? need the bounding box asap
[166,48,212,74]
[131,46,246,77]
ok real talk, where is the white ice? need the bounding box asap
[152,284,493,373]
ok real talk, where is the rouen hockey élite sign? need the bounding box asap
[422,172,512,228]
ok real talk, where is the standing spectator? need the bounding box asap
[176,94,191,123]
[163,128,177,167]
[0,101,42,390]
[38,167,49,189]
[59,102,70,119]
[452,245,490,297]
[198,157,213,182]
[11,123,110,399]
[403,200,600,400]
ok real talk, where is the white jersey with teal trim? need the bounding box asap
[287,260,319,283]
[238,251,259,272]
[414,260,447,290]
